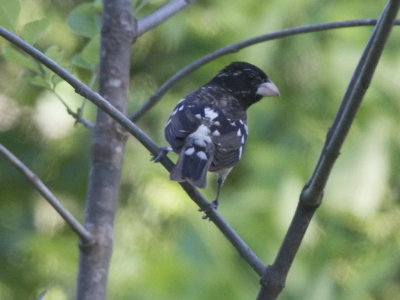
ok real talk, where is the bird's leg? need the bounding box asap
[199,173,227,220]
[151,146,172,162]
[211,175,225,210]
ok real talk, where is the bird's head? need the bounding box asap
[210,61,280,109]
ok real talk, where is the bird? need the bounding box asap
[161,61,280,210]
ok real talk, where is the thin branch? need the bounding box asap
[136,0,197,37]
[0,26,265,276]
[35,289,48,300]
[0,144,94,244]
[130,18,400,122]
[301,0,400,206]
[257,1,400,299]
[52,89,95,129]
[179,182,266,276]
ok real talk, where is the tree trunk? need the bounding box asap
[76,1,135,299]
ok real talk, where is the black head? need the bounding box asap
[208,61,279,109]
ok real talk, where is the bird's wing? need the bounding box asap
[165,98,200,151]
[209,118,248,171]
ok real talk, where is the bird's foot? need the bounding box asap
[151,146,172,162]
[199,199,218,220]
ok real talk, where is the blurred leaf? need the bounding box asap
[66,3,101,38]
[50,73,64,87]
[0,0,20,30]
[1,1,400,299]
[93,0,103,10]
[72,35,100,70]
[25,75,51,89]
[44,46,64,63]
[2,45,38,71]
[80,35,100,67]
[41,46,66,88]
[22,19,50,45]
[71,54,94,70]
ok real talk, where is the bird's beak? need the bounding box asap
[256,80,280,97]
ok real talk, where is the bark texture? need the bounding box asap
[76,1,135,299]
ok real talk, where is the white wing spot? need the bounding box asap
[177,98,185,105]
[204,107,218,120]
[190,125,211,147]
[197,151,208,160]
[212,130,220,136]
[178,105,184,111]
[238,146,243,159]
[195,114,202,119]
[241,135,245,144]
[194,140,206,147]
[185,147,195,155]
[244,124,248,134]
[214,121,221,126]
[237,128,242,136]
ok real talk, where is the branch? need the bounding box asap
[257,1,400,299]
[0,26,265,276]
[0,144,94,244]
[52,89,95,129]
[301,0,400,206]
[136,0,197,37]
[130,18,400,122]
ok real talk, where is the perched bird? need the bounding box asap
[163,61,279,209]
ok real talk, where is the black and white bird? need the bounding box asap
[163,61,279,209]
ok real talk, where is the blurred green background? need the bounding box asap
[1,0,399,299]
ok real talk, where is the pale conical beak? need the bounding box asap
[256,80,280,97]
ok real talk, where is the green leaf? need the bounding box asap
[80,35,100,66]
[66,3,101,38]
[2,45,38,71]
[22,19,50,45]
[26,75,51,89]
[0,0,20,30]
[72,35,100,70]
[50,73,64,87]
[71,54,93,70]
[43,46,65,86]
[44,46,64,63]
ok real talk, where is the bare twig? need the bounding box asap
[0,144,94,243]
[257,1,400,299]
[130,18,400,122]
[136,0,197,37]
[0,25,265,276]
[35,289,48,300]
[52,89,95,129]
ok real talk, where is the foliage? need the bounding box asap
[0,0,399,299]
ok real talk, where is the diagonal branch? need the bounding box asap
[0,144,94,244]
[136,0,197,37]
[301,0,400,206]
[257,1,400,299]
[130,18,400,122]
[0,26,265,276]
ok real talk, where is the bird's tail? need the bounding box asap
[170,139,214,188]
